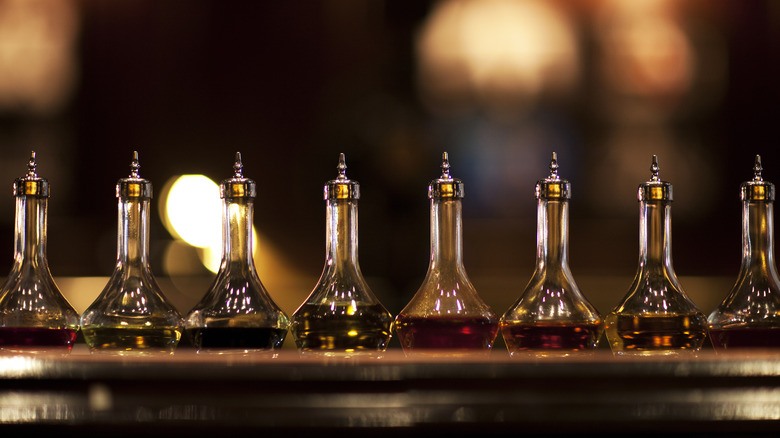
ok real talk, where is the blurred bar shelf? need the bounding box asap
[1,348,780,437]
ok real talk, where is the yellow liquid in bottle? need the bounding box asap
[292,303,392,355]
[82,327,182,354]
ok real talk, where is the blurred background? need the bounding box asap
[0,0,777,349]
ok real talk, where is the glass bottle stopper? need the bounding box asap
[116,150,152,199]
[221,152,257,198]
[741,154,774,202]
[324,153,359,200]
[535,151,570,199]
[14,151,49,197]
[638,155,672,202]
[428,152,464,199]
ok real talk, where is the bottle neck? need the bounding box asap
[117,197,150,268]
[429,198,464,271]
[536,198,569,270]
[325,198,360,272]
[14,196,48,267]
[742,200,778,275]
[638,200,674,274]
[221,198,255,271]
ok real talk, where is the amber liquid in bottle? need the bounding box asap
[500,156,603,356]
[609,314,707,351]
[501,322,602,352]
[605,157,707,355]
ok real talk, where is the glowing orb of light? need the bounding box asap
[161,175,222,250]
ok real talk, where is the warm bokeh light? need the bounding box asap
[160,175,270,274]
[595,0,695,101]
[160,175,222,273]
[0,0,79,115]
[416,0,578,115]
[161,175,222,249]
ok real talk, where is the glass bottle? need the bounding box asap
[708,155,780,350]
[80,151,184,354]
[290,153,393,356]
[500,153,603,357]
[395,152,498,356]
[604,155,707,355]
[184,152,290,354]
[0,152,80,353]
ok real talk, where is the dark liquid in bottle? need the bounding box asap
[291,303,392,353]
[501,321,602,354]
[709,327,780,350]
[394,315,498,352]
[186,327,287,351]
[0,327,77,351]
[606,313,707,353]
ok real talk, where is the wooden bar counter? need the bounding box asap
[1,346,780,437]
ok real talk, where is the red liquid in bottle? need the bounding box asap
[394,315,498,352]
[709,327,780,350]
[501,321,602,354]
[0,327,78,351]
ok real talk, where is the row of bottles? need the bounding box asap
[0,151,778,357]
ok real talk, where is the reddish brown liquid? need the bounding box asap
[394,315,498,351]
[709,327,780,350]
[0,327,78,351]
[501,321,602,353]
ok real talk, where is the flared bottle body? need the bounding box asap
[291,154,392,356]
[395,153,498,356]
[0,153,79,353]
[185,153,289,353]
[708,156,780,350]
[81,153,183,355]
[605,157,707,355]
[501,154,602,357]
